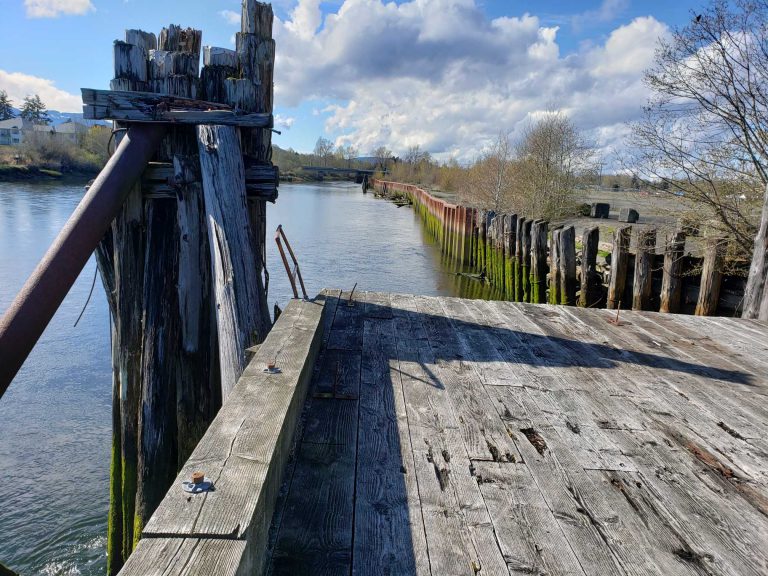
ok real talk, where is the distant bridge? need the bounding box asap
[300,165,387,182]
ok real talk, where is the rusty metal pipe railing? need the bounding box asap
[0,124,167,397]
[275,225,308,300]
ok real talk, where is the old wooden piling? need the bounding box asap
[477,209,487,274]
[578,226,600,308]
[496,215,506,289]
[549,228,561,305]
[632,228,656,311]
[696,237,725,316]
[370,179,747,316]
[93,4,276,571]
[660,230,686,313]
[559,225,577,306]
[743,184,768,319]
[530,220,548,304]
[521,219,533,302]
[515,217,526,301]
[607,226,631,309]
[505,214,517,299]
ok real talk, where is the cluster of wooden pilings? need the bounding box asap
[374,179,742,316]
[92,3,276,574]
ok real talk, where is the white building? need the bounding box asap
[52,118,90,144]
[0,117,26,146]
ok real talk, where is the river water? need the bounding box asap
[0,180,499,575]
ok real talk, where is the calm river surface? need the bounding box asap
[0,180,499,575]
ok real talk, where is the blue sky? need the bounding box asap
[0,0,703,159]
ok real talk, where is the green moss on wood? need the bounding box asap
[132,513,143,550]
[122,454,138,559]
[107,436,124,575]
[522,265,530,302]
[505,258,513,300]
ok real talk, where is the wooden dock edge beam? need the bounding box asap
[117,296,326,576]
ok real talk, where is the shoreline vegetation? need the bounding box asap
[0,164,99,181]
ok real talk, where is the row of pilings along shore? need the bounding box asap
[95,4,275,574]
[372,179,741,316]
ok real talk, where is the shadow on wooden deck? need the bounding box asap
[265,290,766,576]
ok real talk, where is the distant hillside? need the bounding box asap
[7,107,106,127]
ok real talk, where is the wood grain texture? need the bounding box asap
[141,299,324,576]
[198,124,270,398]
[695,237,724,316]
[632,228,656,311]
[82,89,273,127]
[260,292,768,576]
[580,226,601,308]
[660,230,686,313]
[607,226,631,309]
[118,537,248,576]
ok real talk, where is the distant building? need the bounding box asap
[0,117,26,146]
[52,118,90,144]
[1,117,107,147]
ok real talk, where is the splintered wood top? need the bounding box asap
[266,291,768,576]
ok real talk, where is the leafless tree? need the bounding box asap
[463,131,514,211]
[628,0,768,316]
[372,145,392,172]
[515,112,594,219]
[336,144,358,168]
[313,136,335,167]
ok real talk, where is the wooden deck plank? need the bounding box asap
[474,461,587,576]
[624,312,768,422]
[590,308,764,427]
[610,429,768,576]
[547,306,768,489]
[260,292,768,576]
[575,309,768,468]
[416,296,521,463]
[512,425,626,575]
[317,289,342,351]
[393,295,509,576]
[267,295,360,576]
[352,311,430,576]
[327,290,365,351]
[268,442,356,576]
[645,312,768,380]
[474,302,642,468]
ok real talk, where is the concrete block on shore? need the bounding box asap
[619,208,639,223]
[590,203,610,218]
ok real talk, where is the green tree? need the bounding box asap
[20,94,51,125]
[0,90,15,120]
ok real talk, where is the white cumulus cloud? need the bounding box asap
[25,0,94,18]
[572,0,629,30]
[273,0,670,160]
[219,9,241,25]
[0,69,82,112]
[275,114,295,130]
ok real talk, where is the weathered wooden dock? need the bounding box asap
[120,289,768,575]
